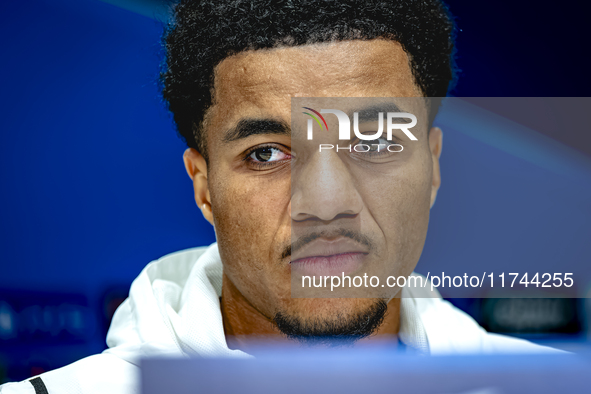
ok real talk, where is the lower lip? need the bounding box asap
[290,252,366,276]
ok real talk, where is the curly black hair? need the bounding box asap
[161,0,456,159]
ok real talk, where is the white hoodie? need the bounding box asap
[0,243,557,394]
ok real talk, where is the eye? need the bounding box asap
[355,136,401,153]
[363,137,391,151]
[248,146,291,163]
[351,134,404,161]
[250,146,285,162]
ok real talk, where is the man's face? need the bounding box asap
[189,40,442,331]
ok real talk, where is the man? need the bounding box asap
[0,0,557,393]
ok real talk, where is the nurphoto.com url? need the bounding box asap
[301,272,574,292]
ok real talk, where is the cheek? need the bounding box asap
[361,155,433,272]
[209,167,291,311]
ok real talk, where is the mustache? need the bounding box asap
[280,228,375,261]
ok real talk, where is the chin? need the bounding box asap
[273,297,389,345]
[278,297,382,321]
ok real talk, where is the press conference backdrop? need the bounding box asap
[1,0,591,384]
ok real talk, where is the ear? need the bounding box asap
[428,127,443,208]
[183,148,214,225]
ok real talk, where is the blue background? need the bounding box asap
[1,0,591,383]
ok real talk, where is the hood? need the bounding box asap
[104,242,544,363]
[104,244,248,365]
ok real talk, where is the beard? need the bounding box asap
[273,299,388,346]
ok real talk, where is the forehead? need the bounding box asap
[206,40,421,135]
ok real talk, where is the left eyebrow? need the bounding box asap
[222,118,290,143]
[353,103,406,123]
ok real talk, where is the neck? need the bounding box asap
[220,273,401,353]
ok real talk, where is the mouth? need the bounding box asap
[290,252,367,276]
[290,237,369,276]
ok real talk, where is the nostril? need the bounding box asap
[291,212,358,223]
[291,213,321,222]
[333,213,358,220]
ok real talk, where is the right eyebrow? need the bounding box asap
[222,118,290,143]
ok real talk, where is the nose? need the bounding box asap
[291,150,363,222]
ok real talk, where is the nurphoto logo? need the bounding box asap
[302,107,418,152]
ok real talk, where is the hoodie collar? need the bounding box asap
[105,243,429,365]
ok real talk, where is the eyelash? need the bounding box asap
[242,144,292,170]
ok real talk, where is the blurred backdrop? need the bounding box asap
[1,0,590,383]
